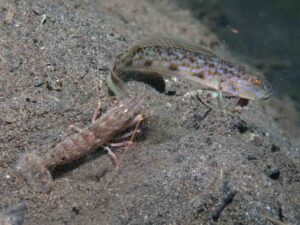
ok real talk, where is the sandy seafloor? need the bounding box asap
[0,0,299,224]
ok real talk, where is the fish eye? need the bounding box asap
[251,77,262,86]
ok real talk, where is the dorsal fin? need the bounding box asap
[131,36,216,57]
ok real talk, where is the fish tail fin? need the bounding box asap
[107,69,129,98]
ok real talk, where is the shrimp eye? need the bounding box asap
[251,77,262,86]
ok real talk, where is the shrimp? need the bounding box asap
[17,98,143,193]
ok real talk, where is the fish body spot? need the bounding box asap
[169,63,179,71]
[181,62,190,67]
[215,71,222,76]
[194,72,205,79]
[144,59,153,66]
[188,56,195,63]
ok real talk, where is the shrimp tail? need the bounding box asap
[17,153,52,193]
[0,202,27,225]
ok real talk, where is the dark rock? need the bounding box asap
[266,168,280,180]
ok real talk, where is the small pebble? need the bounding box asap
[34,79,45,87]
[245,155,257,161]
[205,137,213,146]
[234,120,248,133]
[71,206,80,215]
[271,145,280,152]
[174,155,185,163]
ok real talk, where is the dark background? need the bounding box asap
[178,0,300,108]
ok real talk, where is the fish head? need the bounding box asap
[221,72,272,100]
[249,72,273,99]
